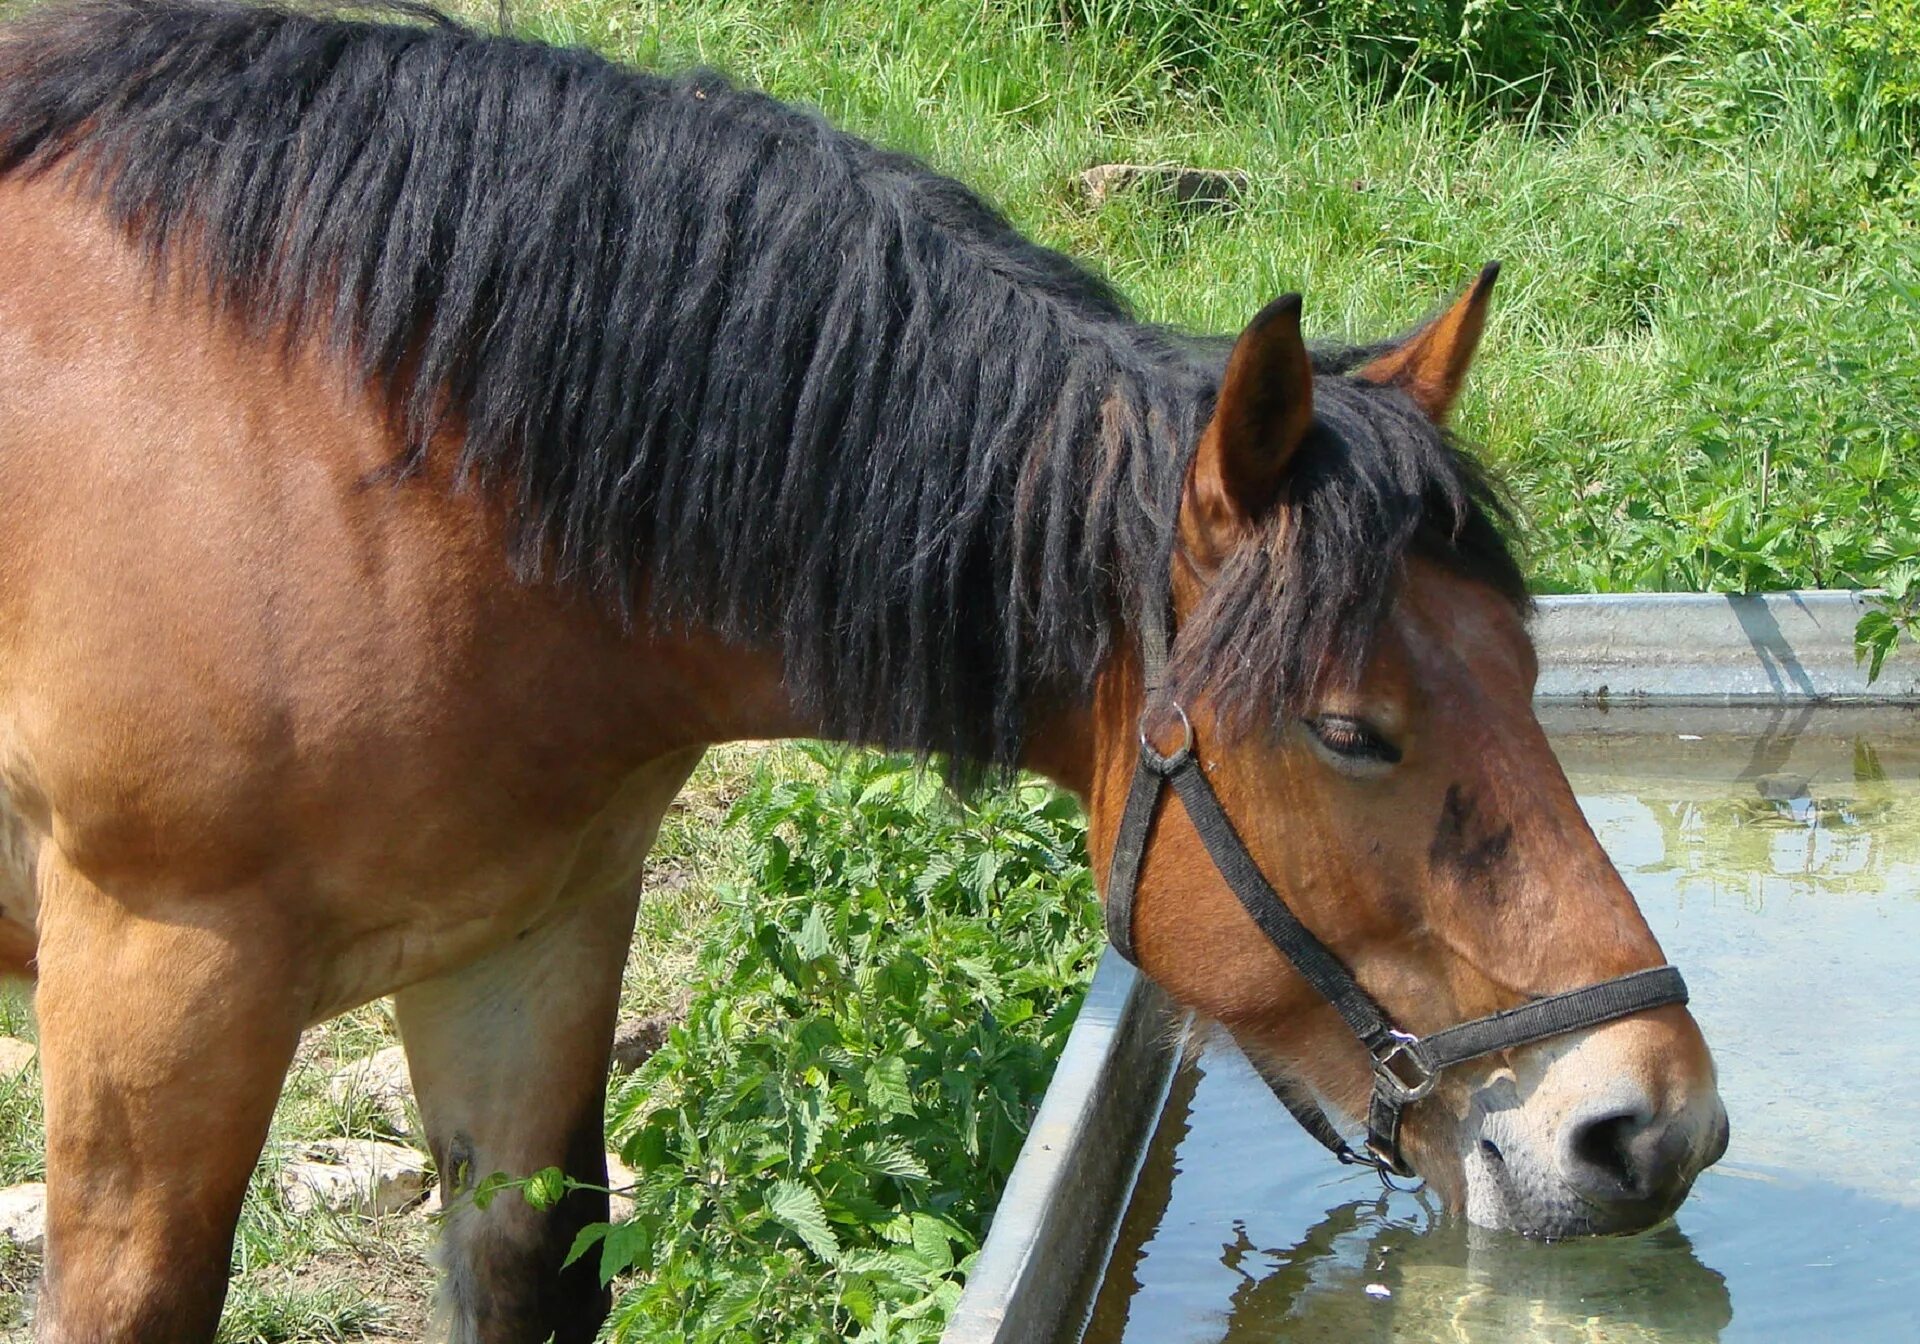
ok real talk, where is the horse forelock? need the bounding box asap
[1173,359,1532,733]
[0,0,1525,771]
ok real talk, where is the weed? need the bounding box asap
[506,745,1105,1342]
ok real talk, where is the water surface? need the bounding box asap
[1083,715,1920,1344]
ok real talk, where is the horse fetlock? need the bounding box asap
[428,1122,613,1344]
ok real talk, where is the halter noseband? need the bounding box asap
[1102,592,1689,1180]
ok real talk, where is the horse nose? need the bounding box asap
[1558,1093,1727,1224]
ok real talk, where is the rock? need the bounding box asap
[278,1139,431,1218]
[0,1037,35,1077]
[1077,163,1249,213]
[0,1182,46,1253]
[326,1045,416,1137]
[610,1015,675,1074]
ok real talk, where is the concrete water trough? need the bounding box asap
[942,591,1920,1344]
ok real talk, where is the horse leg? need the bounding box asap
[397,749,702,1344]
[31,854,305,1342]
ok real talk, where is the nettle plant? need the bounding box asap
[485,745,1101,1342]
[1858,563,1920,684]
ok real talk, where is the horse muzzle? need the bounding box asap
[1455,1033,1730,1237]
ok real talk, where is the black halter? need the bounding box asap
[1102,594,1689,1180]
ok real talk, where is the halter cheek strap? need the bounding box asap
[1101,594,1689,1179]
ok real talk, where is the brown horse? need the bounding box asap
[0,2,1724,1339]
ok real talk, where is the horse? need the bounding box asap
[0,1,1726,1339]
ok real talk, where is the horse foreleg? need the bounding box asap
[398,748,702,1344]
[31,854,305,1342]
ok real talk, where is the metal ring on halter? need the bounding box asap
[1137,700,1193,774]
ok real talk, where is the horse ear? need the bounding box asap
[1188,294,1314,546]
[1355,261,1500,422]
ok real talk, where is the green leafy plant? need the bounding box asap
[1857,563,1920,683]
[1663,0,1920,129]
[521,745,1099,1342]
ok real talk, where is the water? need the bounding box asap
[1082,714,1920,1344]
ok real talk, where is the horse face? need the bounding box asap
[1098,273,1726,1234]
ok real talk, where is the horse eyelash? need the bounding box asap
[1308,715,1402,764]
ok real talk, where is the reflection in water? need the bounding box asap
[1084,1048,1744,1344]
[1599,772,1920,907]
[1214,1194,1733,1344]
[1081,724,1920,1344]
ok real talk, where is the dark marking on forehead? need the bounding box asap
[1429,784,1513,892]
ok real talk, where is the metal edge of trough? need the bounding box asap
[940,951,1179,1344]
[944,589,1917,1344]
[1530,590,1919,704]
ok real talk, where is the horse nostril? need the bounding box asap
[1567,1111,1645,1198]
[1560,1104,1693,1213]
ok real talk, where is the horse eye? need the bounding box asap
[1307,715,1402,765]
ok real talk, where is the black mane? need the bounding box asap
[0,0,1526,768]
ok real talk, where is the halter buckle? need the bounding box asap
[1371,1030,1438,1104]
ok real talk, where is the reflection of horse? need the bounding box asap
[1213,1202,1733,1344]
[1089,1057,1730,1344]
[0,2,1723,1337]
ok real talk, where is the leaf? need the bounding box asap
[1855,739,1887,783]
[626,1115,671,1172]
[910,1213,956,1272]
[697,1272,767,1334]
[840,1278,878,1327]
[874,1214,915,1245]
[793,903,834,960]
[791,1086,830,1167]
[1855,608,1898,683]
[865,1056,915,1118]
[562,1222,612,1270]
[766,1179,840,1262]
[523,1166,568,1211]
[858,1138,931,1181]
[470,1170,514,1212]
[599,1219,654,1284]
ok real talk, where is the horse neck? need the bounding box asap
[630,624,1102,801]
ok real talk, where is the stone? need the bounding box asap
[1077,163,1249,213]
[278,1139,431,1218]
[0,1037,35,1077]
[610,1014,675,1074]
[1754,771,1812,802]
[606,1152,637,1224]
[0,1182,46,1254]
[326,1045,416,1137]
